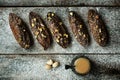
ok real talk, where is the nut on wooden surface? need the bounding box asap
[52,62,59,68]
[47,12,70,48]
[47,59,54,65]
[45,64,52,70]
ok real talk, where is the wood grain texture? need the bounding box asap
[0,0,119,6]
[0,7,119,54]
[0,55,120,80]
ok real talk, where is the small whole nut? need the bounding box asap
[47,59,54,65]
[52,62,59,68]
[45,64,52,70]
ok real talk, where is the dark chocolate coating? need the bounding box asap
[47,12,70,48]
[29,12,51,50]
[9,13,33,49]
[68,11,90,47]
[88,9,108,46]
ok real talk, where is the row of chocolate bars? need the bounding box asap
[9,9,109,50]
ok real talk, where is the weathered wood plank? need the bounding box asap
[0,55,120,80]
[0,0,119,6]
[0,7,119,54]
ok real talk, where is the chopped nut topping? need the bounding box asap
[33,18,36,21]
[47,12,51,17]
[35,31,39,36]
[47,17,52,21]
[31,23,34,27]
[23,29,26,32]
[75,36,78,38]
[101,38,104,41]
[51,13,55,17]
[69,12,73,16]
[38,28,43,32]
[99,39,101,42]
[95,15,99,19]
[64,40,67,43]
[57,36,60,39]
[56,39,59,42]
[96,25,98,29]
[78,29,81,32]
[99,29,101,33]
[59,34,62,36]
[78,32,82,36]
[55,29,58,32]
[79,25,82,28]
[63,34,68,38]
[25,44,29,48]
[51,31,54,34]
[42,27,45,30]
[83,34,86,38]
[40,24,44,27]
[41,34,46,38]
[59,22,62,25]
[23,42,26,45]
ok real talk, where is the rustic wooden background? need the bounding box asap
[0,0,120,6]
[0,0,120,80]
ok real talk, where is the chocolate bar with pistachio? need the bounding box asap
[9,13,33,49]
[47,12,70,48]
[68,11,90,47]
[29,12,51,50]
[88,9,108,46]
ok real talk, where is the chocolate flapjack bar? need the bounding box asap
[88,9,108,46]
[29,12,51,50]
[68,11,90,47]
[47,12,70,48]
[9,13,33,49]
